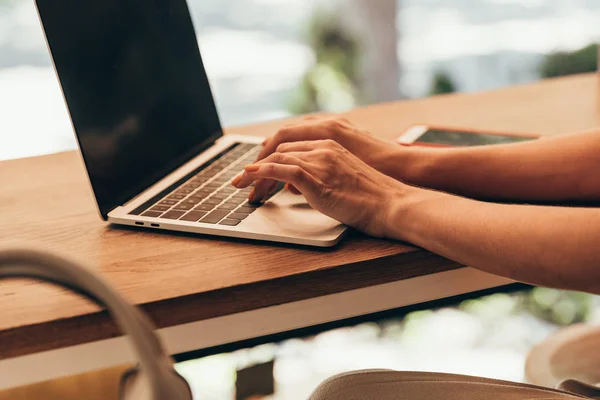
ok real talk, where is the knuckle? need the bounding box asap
[320,149,337,163]
[275,143,288,153]
[274,127,292,142]
[276,126,291,136]
[291,166,305,181]
[325,119,340,130]
[330,117,345,128]
[317,182,332,201]
[279,153,293,164]
[323,139,338,148]
[270,152,288,163]
[271,152,283,162]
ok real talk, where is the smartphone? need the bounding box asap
[397,125,539,147]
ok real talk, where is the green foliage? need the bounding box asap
[305,8,360,81]
[539,43,598,78]
[459,288,593,327]
[288,8,361,115]
[460,293,518,320]
[429,71,457,96]
[526,287,592,326]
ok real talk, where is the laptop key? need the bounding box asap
[200,210,229,224]
[189,193,207,200]
[173,203,194,211]
[159,200,178,206]
[142,211,162,218]
[229,197,246,205]
[217,203,237,211]
[180,211,207,222]
[242,202,261,208]
[150,205,171,212]
[203,198,222,205]
[238,143,256,151]
[228,213,249,220]
[194,204,215,211]
[168,194,186,200]
[219,219,241,226]
[183,198,201,205]
[237,206,257,214]
[161,210,186,220]
[196,189,213,196]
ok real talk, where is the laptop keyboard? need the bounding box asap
[133,143,275,227]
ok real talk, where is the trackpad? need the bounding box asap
[243,191,346,241]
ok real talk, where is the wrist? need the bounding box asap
[371,145,434,185]
[382,185,446,242]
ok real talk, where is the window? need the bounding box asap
[1,0,598,160]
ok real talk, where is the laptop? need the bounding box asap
[35,0,347,247]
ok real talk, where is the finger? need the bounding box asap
[239,164,318,197]
[252,178,279,202]
[286,183,302,195]
[255,120,333,162]
[261,116,325,148]
[238,152,311,193]
[274,139,336,154]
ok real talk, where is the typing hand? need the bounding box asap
[232,139,407,238]
[252,115,397,202]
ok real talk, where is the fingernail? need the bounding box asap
[231,175,242,187]
[248,188,256,202]
[244,164,260,172]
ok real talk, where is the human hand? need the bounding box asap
[232,139,408,237]
[252,115,399,202]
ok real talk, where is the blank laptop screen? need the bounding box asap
[36,0,223,218]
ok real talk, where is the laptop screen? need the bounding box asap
[36,0,223,219]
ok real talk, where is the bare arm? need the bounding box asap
[236,138,600,295]
[386,188,600,294]
[253,117,600,203]
[246,117,600,294]
[388,129,600,203]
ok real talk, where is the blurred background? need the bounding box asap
[175,289,600,399]
[1,0,599,398]
[0,0,598,160]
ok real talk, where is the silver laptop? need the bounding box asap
[35,0,347,247]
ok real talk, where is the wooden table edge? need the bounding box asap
[0,266,513,390]
[0,249,459,359]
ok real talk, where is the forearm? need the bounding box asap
[386,188,600,294]
[378,130,600,202]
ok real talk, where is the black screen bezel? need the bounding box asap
[34,0,224,220]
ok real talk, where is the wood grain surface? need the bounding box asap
[0,73,598,359]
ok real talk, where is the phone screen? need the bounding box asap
[418,129,535,147]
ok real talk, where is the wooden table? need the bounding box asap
[1,73,598,390]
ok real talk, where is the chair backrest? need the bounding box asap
[0,249,193,400]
